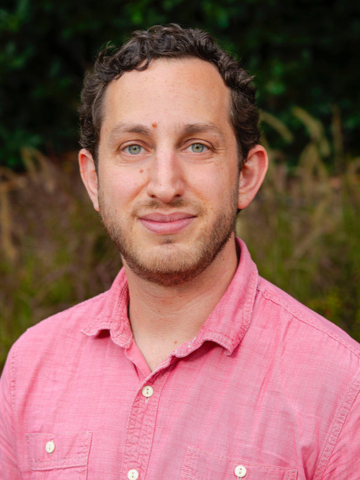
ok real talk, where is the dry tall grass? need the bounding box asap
[1,110,359,371]
[239,108,360,339]
[0,150,122,370]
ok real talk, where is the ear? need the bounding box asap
[78,149,99,211]
[238,145,268,209]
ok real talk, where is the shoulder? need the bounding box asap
[252,277,360,464]
[8,289,110,370]
[251,277,360,411]
[24,290,108,338]
[7,267,129,378]
[255,276,360,358]
[248,276,360,407]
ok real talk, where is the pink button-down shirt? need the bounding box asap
[1,238,360,479]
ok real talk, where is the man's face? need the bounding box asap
[95,58,241,286]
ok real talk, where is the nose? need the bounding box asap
[146,149,185,203]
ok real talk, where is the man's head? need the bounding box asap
[79,23,260,170]
[78,25,268,287]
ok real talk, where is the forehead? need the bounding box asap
[101,58,232,130]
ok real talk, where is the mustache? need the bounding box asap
[132,198,206,215]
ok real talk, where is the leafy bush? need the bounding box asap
[1,110,359,372]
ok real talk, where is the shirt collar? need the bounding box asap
[81,269,133,348]
[174,237,259,356]
[82,237,259,355]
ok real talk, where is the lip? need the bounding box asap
[139,212,196,234]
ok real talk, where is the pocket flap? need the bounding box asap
[26,431,92,470]
[182,446,298,480]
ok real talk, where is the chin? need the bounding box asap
[98,193,238,287]
[121,235,232,287]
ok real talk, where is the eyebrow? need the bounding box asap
[107,121,225,148]
[180,123,225,140]
[107,123,152,148]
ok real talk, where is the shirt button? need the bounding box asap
[45,440,55,454]
[234,465,247,478]
[141,385,154,398]
[127,469,139,480]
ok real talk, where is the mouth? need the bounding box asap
[138,212,196,235]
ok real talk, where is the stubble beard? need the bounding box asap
[98,188,239,287]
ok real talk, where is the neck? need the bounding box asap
[124,235,239,371]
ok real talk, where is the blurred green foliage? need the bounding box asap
[0,0,359,169]
[1,111,359,372]
[0,1,360,371]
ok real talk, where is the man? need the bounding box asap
[0,24,359,479]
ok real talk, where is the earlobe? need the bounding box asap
[78,149,100,211]
[238,145,268,210]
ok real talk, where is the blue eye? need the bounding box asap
[189,143,206,153]
[126,145,143,155]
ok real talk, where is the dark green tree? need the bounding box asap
[1,0,359,168]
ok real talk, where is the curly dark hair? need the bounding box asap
[79,24,260,169]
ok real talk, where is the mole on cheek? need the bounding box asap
[139,169,144,173]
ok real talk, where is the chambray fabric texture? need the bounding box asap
[1,238,360,479]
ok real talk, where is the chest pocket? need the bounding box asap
[26,431,91,479]
[181,446,298,480]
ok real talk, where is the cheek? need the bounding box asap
[188,166,236,206]
[100,168,147,204]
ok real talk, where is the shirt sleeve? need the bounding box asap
[0,348,21,479]
[316,374,360,479]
